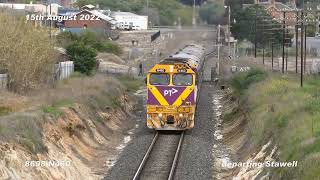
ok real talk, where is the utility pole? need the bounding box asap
[45,0,48,27]
[286,44,288,72]
[262,18,265,65]
[301,11,304,87]
[146,0,149,18]
[286,27,289,72]
[192,0,196,27]
[271,21,274,70]
[282,11,286,73]
[228,6,231,58]
[217,24,221,75]
[49,2,52,38]
[304,24,307,72]
[295,12,298,74]
[271,42,274,70]
[234,40,237,59]
[254,11,257,58]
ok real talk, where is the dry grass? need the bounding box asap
[0,74,143,115]
[0,73,143,154]
[97,53,126,65]
[0,112,47,154]
[34,74,124,110]
[0,9,56,93]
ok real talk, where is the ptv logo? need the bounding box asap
[163,88,178,96]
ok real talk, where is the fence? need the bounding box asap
[311,59,320,74]
[98,62,138,76]
[0,73,7,90]
[275,58,320,74]
[54,61,74,80]
[0,62,74,91]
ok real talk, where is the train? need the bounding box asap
[146,44,206,130]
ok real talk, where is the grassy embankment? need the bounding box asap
[0,74,143,154]
[226,69,320,179]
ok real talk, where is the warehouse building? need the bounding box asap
[111,11,148,30]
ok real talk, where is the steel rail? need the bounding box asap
[132,131,185,180]
[132,132,159,180]
[168,131,185,180]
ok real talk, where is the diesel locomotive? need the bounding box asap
[146,44,205,130]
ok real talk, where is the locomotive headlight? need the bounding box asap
[158,113,163,117]
[179,113,183,117]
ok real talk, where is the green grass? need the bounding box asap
[117,75,144,92]
[69,71,86,78]
[91,92,121,109]
[230,69,267,96]
[223,108,240,123]
[227,71,320,179]
[0,106,11,116]
[0,113,48,154]
[42,99,74,117]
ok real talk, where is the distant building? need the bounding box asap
[0,2,60,15]
[81,4,95,10]
[244,0,297,26]
[53,5,148,33]
[63,9,116,33]
[111,11,148,30]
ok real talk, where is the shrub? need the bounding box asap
[56,31,78,47]
[0,113,48,154]
[78,30,101,45]
[102,41,123,55]
[0,106,11,116]
[42,99,74,117]
[117,75,143,92]
[57,30,123,55]
[66,42,97,75]
[230,69,266,95]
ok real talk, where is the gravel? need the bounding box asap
[103,88,156,180]
[104,82,221,180]
[174,82,218,180]
[104,43,222,180]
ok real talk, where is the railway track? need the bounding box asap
[132,131,185,180]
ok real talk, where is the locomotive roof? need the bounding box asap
[160,57,189,64]
[171,53,200,62]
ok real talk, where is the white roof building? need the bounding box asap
[0,3,61,15]
[111,11,148,30]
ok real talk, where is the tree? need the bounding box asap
[199,2,224,24]
[56,30,122,55]
[96,0,190,26]
[140,7,160,26]
[75,0,96,8]
[56,31,79,47]
[231,5,286,48]
[225,0,254,20]
[96,0,142,13]
[176,6,193,25]
[306,24,317,37]
[0,10,56,93]
[66,42,97,75]
[179,0,203,5]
